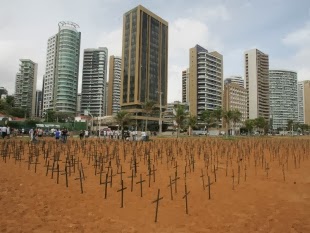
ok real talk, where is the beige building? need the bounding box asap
[182,69,189,103]
[189,45,223,119]
[107,56,122,115]
[121,5,168,121]
[14,59,38,117]
[245,49,269,121]
[304,80,310,125]
[223,82,247,130]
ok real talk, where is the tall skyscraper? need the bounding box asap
[121,5,168,119]
[188,45,223,118]
[224,76,244,88]
[223,82,247,130]
[245,49,269,120]
[182,69,189,103]
[81,47,108,117]
[303,80,310,125]
[107,56,122,115]
[35,90,43,117]
[297,81,304,124]
[14,59,37,117]
[42,21,81,114]
[269,70,298,130]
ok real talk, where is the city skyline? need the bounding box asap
[1,0,310,102]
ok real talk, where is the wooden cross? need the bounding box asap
[200,169,205,190]
[136,174,146,197]
[103,173,111,199]
[117,165,126,181]
[172,172,180,194]
[117,180,127,208]
[232,169,235,190]
[74,169,84,194]
[167,176,174,200]
[152,189,163,223]
[213,165,217,182]
[61,165,69,188]
[182,183,190,214]
[152,164,157,183]
[205,176,214,200]
[127,169,134,192]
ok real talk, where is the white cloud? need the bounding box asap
[280,21,310,81]
[188,5,230,22]
[283,22,310,46]
[168,17,222,102]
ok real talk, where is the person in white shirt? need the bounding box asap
[29,128,34,141]
[1,126,7,139]
[6,126,10,139]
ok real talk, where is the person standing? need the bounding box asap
[55,129,60,141]
[29,128,34,141]
[6,126,10,139]
[1,126,7,139]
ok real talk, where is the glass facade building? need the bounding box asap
[121,5,168,114]
[43,21,81,114]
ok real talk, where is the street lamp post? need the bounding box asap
[156,91,163,135]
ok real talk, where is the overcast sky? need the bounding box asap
[1,0,310,101]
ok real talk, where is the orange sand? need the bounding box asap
[0,137,310,233]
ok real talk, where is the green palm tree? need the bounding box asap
[114,111,131,139]
[245,119,255,135]
[187,114,197,136]
[201,109,215,134]
[173,104,188,138]
[231,109,242,135]
[222,110,233,137]
[143,100,157,132]
[212,107,223,134]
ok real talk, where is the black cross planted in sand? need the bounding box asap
[152,189,163,223]
[117,180,127,208]
[103,173,111,199]
[167,175,174,200]
[182,182,190,214]
[136,174,146,197]
[61,165,69,187]
[205,176,214,200]
[232,169,235,190]
[200,169,205,190]
[127,169,135,192]
[172,171,180,194]
[75,169,84,194]
[117,165,126,181]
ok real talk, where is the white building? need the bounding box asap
[189,45,223,119]
[245,49,269,121]
[107,56,121,115]
[182,69,189,103]
[269,70,298,130]
[297,81,304,124]
[224,76,244,88]
[14,59,38,117]
[81,47,108,117]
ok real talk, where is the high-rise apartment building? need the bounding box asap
[121,5,168,120]
[35,90,43,118]
[269,70,298,130]
[42,21,81,114]
[245,49,269,121]
[297,81,305,124]
[188,45,223,119]
[107,56,122,115]
[81,47,108,117]
[182,69,189,103]
[0,87,8,99]
[303,80,310,125]
[14,59,37,117]
[223,82,247,130]
[76,93,81,115]
[224,76,244,88]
